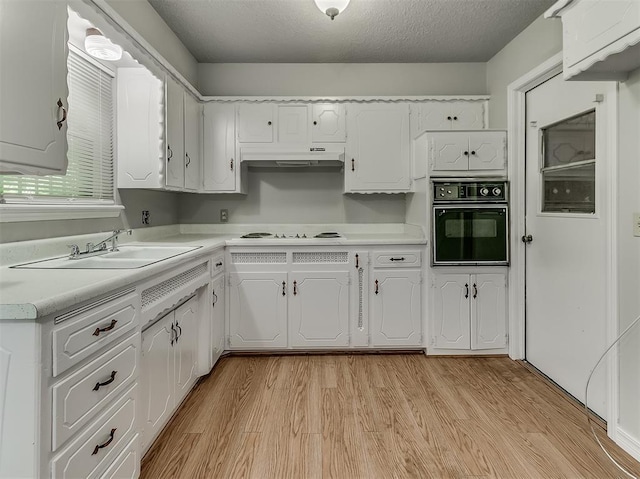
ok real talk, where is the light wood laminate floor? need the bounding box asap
[141,354,640,478]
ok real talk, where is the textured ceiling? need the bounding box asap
[147,0,556,63]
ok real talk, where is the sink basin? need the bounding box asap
[13,245,202,269]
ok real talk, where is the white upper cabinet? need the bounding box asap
[345,103,411,193]
[416,101,485,133]
[277,105,309,144]
[312,104,346,143]
[547,0,640,80]
[203,103,237,192]
[165,78,185,189]
[428,131,506,176]
[237,104,274,143]
[0,1,69,175]
[183,93,201,191]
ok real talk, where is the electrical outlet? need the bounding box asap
[634,212,640,237]
[142,210,150,225]
[220,209,228,223]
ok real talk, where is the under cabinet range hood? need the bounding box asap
[240,146,345,168]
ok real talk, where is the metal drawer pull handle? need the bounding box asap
[355,253,359,269]
[93,371,117,391]
[230,158,234,171]
[212,290,218,306]
[56,98,67,130]
[282,281,286,296]
[171,323,176,345]
[93,319,117,337]
[293,280,298,296]
[464,283,469,299]
[92,428,116,455]
[216,262,223,267]
[389,257,405,262]
[176,322,182,342]
[167,145,173,161]
[473,283,478,299]
[186,153,191,167]
[351,158,355,171]
[375,279,379,295]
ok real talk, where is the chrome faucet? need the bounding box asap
[67,229,132,259]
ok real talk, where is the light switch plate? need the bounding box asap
[634,213,640,237]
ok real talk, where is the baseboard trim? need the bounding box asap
[615,427,640,463]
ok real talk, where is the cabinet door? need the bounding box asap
[346,103,411,192]
[183,93,201,191]
[203,103,236,192]
[165,78,184,188]
[277,105,308,143]
[228,272,288,348]
[468,132,506,171]
[432,274,471,349]
[429,132,470,172]
[418,102,453,131]
[0,1,68,175]
[449,101,485,130]
[289,271,350,347]
[211,275,225,366]
[371,270,422,347]
[174,296,199,403]
[237,104,273,143]
[471,274,507,350]
[140,313,174,451]
[312,104,346,142]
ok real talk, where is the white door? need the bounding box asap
[237,104,273,143]
[173,297,198,403]
[140,313,174,450]
[429,132,469,172]
[165,78,184,188]
[432,273,471,349]
[183,94,201,191]
[211,275,225,366]
[277,105,308,143]
[312,104,346,142]
[468,132,506,171]
[449,101,485,130]
[418,102,454,131]
[203,103,236,192]
[371,270,422,346]
[0,1,69,175]
[289,271,350,347]
[525,74,611,418]
[471,273,507,350]
[228,272,288,348]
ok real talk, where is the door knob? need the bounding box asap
[521,234,533,244]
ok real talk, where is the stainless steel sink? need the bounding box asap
[13,245,201,269]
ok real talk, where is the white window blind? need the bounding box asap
[0,49,115,203]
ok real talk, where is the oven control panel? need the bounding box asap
[433,180,508,202]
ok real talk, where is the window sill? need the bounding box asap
[0,204,124,223]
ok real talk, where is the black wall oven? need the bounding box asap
[432,180,509,266]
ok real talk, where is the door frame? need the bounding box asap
[506,53,619,433]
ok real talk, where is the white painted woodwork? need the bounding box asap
[0,1,69,175]
[351,251,370,348]
[237,104,274,143]
[548,0,640,80]
[165,78,185,188]
[173,297,199,403]
[52,336,139,450]
[418,101,485,132]
[471,274,507,350]
[184,93,201,191]
[211,274,226,366]
[52,291,139,377]
[432,274,472,349]
[203,103,237,192]
[228,272,288,348]
[289,271,350,347]
[371,270,422,346]
[429,132,470,171]
[345,103,411,192]
[429,131,506,174]
[277,105,308,144]
[312,104,347,143]
[140,314,174,451]
[372,251,421,268]
[52,384,137,479]
[99,434,139,479]
[468,132,507,171]
[116,68,164,189]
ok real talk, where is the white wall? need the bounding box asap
[105,0,199,87]
[486,15,563,128]
[198,63,487,97]
[178,169,405,224]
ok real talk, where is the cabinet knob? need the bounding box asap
[447,116,452,121]
[471,151,476,156]
[464,151,469,156]
[268,121,272,126]
[313,121,318,125]
[453,116,458,121]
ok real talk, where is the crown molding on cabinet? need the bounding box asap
[201,95,490,104]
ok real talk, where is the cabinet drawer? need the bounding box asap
[98,434,139,479]
[52,383,137,479]
[53,291,139,376]
[52,334,140,450]
[372,252,421,268]
[211,253,224,276]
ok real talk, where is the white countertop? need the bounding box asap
[0,224,425,321]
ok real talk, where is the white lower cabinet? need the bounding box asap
[140,295,199,451]
[431,272,507,351]
[210,273,226,366]
[99,434,140,479]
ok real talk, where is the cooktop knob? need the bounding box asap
[492,187,502,196]
[440,193,445,197]
[480,187,489,196]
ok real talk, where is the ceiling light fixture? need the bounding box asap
[84,28,123,61]
[313,0,350,20]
